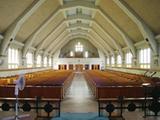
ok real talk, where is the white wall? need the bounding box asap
[53,49,105,70]
[0,67,51,77]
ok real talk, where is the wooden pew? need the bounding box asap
[84,70,156,99]
[0,70,74,99]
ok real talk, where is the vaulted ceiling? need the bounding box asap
[0,0,160,57]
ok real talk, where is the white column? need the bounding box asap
[132,57,137,67]
[33,54,37,67]
[22,57,27,68]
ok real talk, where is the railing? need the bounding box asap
[0,97,61,119]
[98,86,160,119]
[106,67,160,77]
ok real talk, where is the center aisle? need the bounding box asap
[61,72,98,112]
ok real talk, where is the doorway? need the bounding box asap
[75,64,83,71]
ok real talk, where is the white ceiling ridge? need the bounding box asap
[22,7,62,58]
[70,29,112,55]
[61,2,136,57]
[21,2,95,57]
[97,7,136,57]
[50,35,81,56]
[155,34,160,42]
[8,0,153,59]
[35,20,90,56]
[18,1,114,57]
[37,23,114,56]
[10,40,24,47]
[63,20,123,56]
[67,14,92,22]
[1,0,137,58]
[49,26,113,54]
[8,39,37,52]
[50,32,90,54]
[92,21,123,57]
[72,33,109,55]
[50,33,109,56]
[68,23,90,28]
[0,0,46,56]
[89,30,115,55]
[69,31,89,36]
[49,31,108,56]
[59,0,63,6]
[35,21,66,57]
[68,29,89,33]
[36,20,89,55]
[49,34,73,55]
[63,15,123,56]
[43,30,68,55]
[68,28,89,33]
[71,33,109,56]
[0,34,4,40]
[87,34,109,56]
[95,0,101,6]
[112,0,158,56]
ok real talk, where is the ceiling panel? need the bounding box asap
[95,13,126,47]
[42,24,67,49]
[99,0,143,42]
[16,0,60,42]
[0,0,34,33]
[92,25,117,50]
[124,0,160,35]
[33,12,65,47]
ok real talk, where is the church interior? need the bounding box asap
[0,0,160,120]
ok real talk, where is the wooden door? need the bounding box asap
[69,64,74,70]
[75,64,83,71]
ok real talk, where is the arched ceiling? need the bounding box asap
[0,0,160,57]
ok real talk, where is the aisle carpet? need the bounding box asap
[52,112,108,120]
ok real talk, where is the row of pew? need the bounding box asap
[0,70,74,99]
[84,70,160,99]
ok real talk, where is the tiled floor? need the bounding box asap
[61,72,98,113]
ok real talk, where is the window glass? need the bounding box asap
[117,55,122,67]
[26,52,33,68]
[8,47,19,69]
[36,55,42,67]
[139,48,150,68]
[75,42,83,52]
[126,52,132,67]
